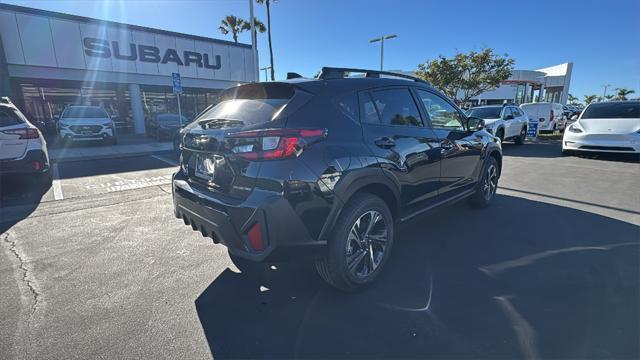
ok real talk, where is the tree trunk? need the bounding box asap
[266,0,275,81]
[233,30,238,43]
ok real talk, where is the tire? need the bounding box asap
[315,193,394,292]
[496,128,504,143]
[468,156,499,208]
[105,137,117,145]
[514,127,526,145]
[561,149,574,157]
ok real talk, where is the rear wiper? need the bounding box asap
[198,118,244,129]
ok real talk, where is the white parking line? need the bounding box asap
[151,154,178,167]
[52,163,64,200]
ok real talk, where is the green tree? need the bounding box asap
[256,0,277,81]
[583,94,598,104]
[615,88,635,101]
[567,93,579,105]
[218,15,265,43]
[415,48,514,105]
[604,94,615,101]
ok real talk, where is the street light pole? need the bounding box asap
[369,34,397,71]
[260,66,272,82]
[249,0,259,82]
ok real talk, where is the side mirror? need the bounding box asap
[466,116,485,132]
[504,114,514,120]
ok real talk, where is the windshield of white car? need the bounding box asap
[62,107,109,119]
[467,107,502,119]
[581,102,640,119]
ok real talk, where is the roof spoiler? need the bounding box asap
[317,67,430,85]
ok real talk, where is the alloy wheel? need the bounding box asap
[345,210,388,279]
[483,164,498,201]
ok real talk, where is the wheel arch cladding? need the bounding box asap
[349,182,399,220]
[489,150,502,176]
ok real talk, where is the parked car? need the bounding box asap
[58,106,117,145]
[562,101,640,155]
[172,67,502,291]
[145,113,189,141]
[0,97,52,186]
[466,105,528,144]
[521,102,566,133]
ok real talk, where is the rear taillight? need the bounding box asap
[226,128,327,160]
[1,128,39,139]
[550,110,554,122]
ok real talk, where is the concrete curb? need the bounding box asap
[51,150,174,163]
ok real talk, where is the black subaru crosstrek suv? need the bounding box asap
[172,67,501,291]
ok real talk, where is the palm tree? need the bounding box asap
[256,0,277,81]
[604,94,615,101]
[567,94,579,105]
[219,15,265,43]
[583,94,598,104]
[615,88,635,101]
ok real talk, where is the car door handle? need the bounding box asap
[374,137,395,148]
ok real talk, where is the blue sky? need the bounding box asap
[3,0,639,99]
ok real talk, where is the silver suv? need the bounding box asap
[58,106,117,145]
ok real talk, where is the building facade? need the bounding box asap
[0,3,257,134]
[470,63,573,106]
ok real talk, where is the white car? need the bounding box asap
[0,97,52,186]
[466,105,529,144]
[58,105,117,145]
[521,102,566,133]
[563,101,640,155]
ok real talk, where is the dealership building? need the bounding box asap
[469,63,574,106]
[0,3,257,134]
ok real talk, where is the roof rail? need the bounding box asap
[317,67,430,85]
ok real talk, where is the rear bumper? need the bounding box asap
[563,132,640,153]
[172,171,324,262]
[0,149,50,174]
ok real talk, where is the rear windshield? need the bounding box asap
[63,107,109,119]
[581,102,640,119]
[468,107,501,119]
[198,83,294,126]
[0,107,24,127]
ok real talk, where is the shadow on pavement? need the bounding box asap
[502,141,563,158]
[196,194,639,359]
[0,175,49,233]
[503,141,640,163]
[55,152,178,180]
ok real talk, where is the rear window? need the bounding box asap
[0,107,24,127]
[63,107,109,118]
[468,107,502,119]
[198,83,294,126]
[581,102,640,119]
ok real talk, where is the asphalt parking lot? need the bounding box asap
[1,142,638,359]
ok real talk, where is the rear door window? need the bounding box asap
[368,88,422,127]
[0,107,24,127]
